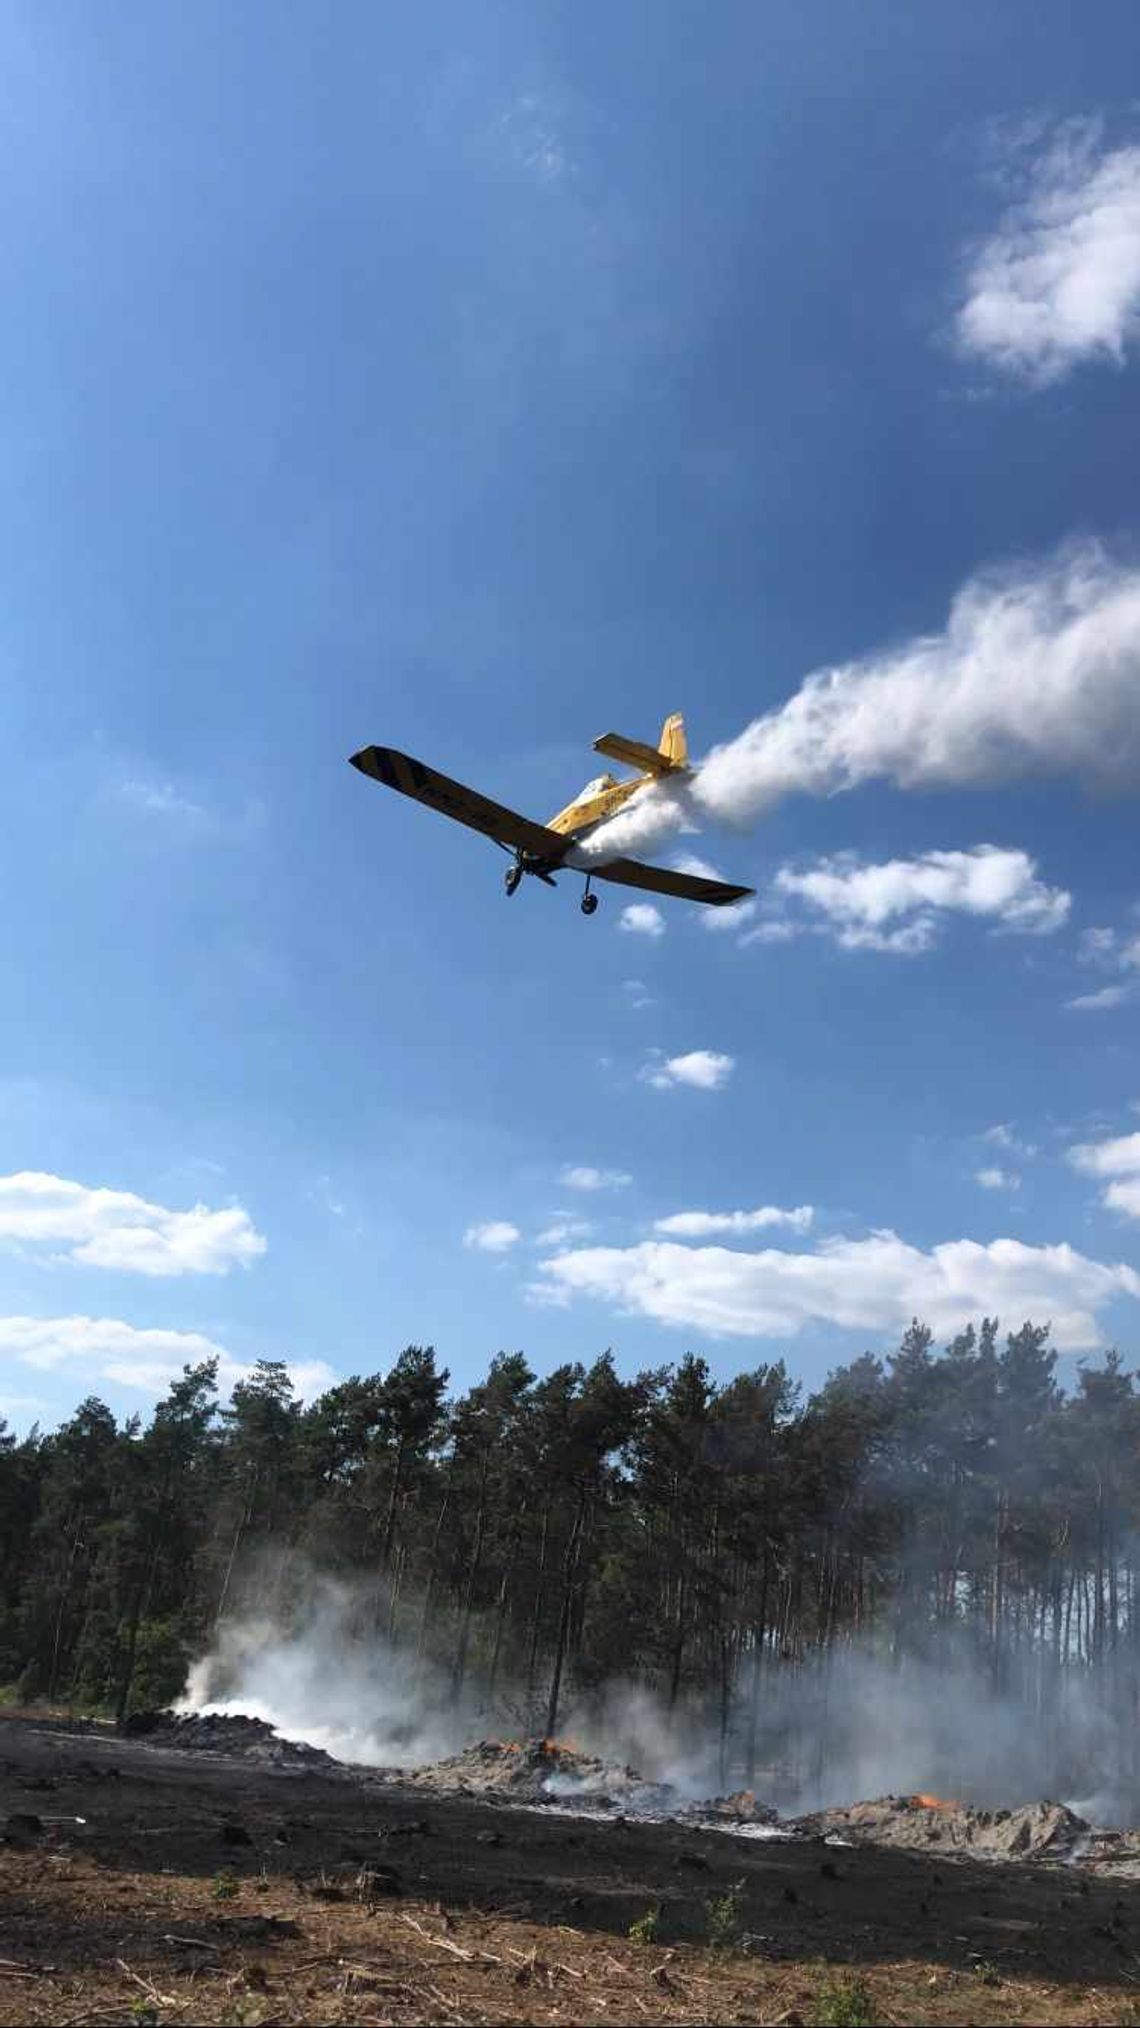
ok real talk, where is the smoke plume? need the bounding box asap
[180,1573,1140,1826]
[179,1582,485,1769]
[579,543,1140,864]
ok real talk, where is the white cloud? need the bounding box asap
[1069,1132,1140,1221]
[673,852,723,881]
[119,777,211,827]
[1065,922,1140,1010]
[0,1314,334,1401]
[740,918,800,948]
[1080,925,1123,962]
[463,1220,521,1253]
[111,761,264,845]
[655,1205,815,1237]
[1068,983,1131,1012]
[772,846,1069,954]
[0,1392,50,1427]
[957,122,1140,383]
[537,1231,1139,1353]
[643,1050,735,1092]
[578,543,1140,865]
[619,903,666,939]
[560,1166,633,1192]
[498,92,574,188]
[535,1215,593,1247]
[1069,1132,1140,1179]
[974,1130,1034,1189]
[703,898,758,933]
[984,1122,1024,1152]
[0,1172,266,1277]
[670,852,761,933]
[622,978,655,1009]
[308,1174,348,1220]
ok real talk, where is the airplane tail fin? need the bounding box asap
[658,712,687,769]
[592,712,689,776]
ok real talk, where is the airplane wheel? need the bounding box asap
[505,866,522,897]
[581,893,599,916]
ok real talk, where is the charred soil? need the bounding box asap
[3,1713,1140,2024]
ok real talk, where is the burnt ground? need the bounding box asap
[3,1713,1140,2025]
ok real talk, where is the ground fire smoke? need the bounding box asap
[179,1583,486,1770]
[578,541,1140,865]
[179,1579,1140,1829]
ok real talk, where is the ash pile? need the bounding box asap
[392,1740,781,1824]
[120,1709,335,1768]
[394,1737,664,1808]
[683,1789,781,1829]
[797,1793,1089,1861]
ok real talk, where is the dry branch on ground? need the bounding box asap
[1,1850,1138,2028]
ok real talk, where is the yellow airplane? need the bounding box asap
[350,713,754,917]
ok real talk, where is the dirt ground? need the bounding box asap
[4,1713,1140,2025]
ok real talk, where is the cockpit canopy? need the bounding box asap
[569,772,619,804]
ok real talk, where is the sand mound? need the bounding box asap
[397,1738,653,1804]
[799,1793,1088,1860]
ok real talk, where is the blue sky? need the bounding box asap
[3,0,1140,1430]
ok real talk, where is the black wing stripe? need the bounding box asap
[350,746,564,859]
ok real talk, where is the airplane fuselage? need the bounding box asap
[348,711,752,917]
[545,769,651,842]
[513,757,688,894]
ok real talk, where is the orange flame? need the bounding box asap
[912,1792,959,1810]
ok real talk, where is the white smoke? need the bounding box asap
[579,542,1140,865]
[178,1575,1140,1826]
[576,1650,1140,1823]
[738,1648,1133,1816]
[179,1585,481,1768]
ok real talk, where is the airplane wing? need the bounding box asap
[591,858,755,908]
[350,746,564,860]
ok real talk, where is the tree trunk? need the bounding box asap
[387,1539,407,1643]
[453,1451,490,1697]
[1094,1475,1106,1668]
[545,1493,585,1740]
[744,1554,770,1785]
[216,1482,256,1626]
[525,1497,552,1723]
[718,1631,731,1792]
[990,1487,1006,1690]
[47,1520,83,1702]
[488,1501,527,1703]
[380,1443,406,1571]
[115,1542,160,1724]
[668,1569,687,1712]
[416,1478,453,1665]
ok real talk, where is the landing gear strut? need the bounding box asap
[505,864,522,897]
[581,876,599,917]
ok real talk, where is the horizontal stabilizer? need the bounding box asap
[593,732,684,775]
